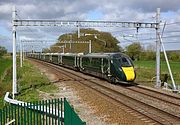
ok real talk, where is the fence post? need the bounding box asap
[30,102,32,125]
[64,98,65,125]
[61,98,63,125]
[12,105,18,124]
[21,103,23,124]
[36,101,38,125]
[5,106,7,123]
[49,99,51,125]
[52,99,54,125]
[42,100,45,125]
[55,99,57,125]
[8,105,10,123]
[17,104,19,124]
[27,102,29,125]
[11,106,13,124]
[45,100,48,125]
[33,101,36,125]
[39,100,41,125]
[58,98,60,125]
[24,103,26,125]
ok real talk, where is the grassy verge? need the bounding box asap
[16,60,58,102]
[0,57,12,79]
[0,58,58,108]
[0,56,12,108]
[134,60,180,86]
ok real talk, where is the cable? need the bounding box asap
[166,21,180,25]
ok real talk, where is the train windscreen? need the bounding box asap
[115,56,133,67]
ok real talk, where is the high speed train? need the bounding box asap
[28,52,136,83]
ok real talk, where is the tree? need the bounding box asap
[0,46,7,57]
[144,43,156,60]
[42,48,50,53]
[126,42,143,60]
[168,52,180,62]
[56,29,122,53]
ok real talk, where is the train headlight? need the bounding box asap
[119,68,122,71]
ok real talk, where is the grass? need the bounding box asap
[0,57,12,79]
[0,56,12,108]
[16,60,58,102]
[134,60,180,86]
[0,57,58,108]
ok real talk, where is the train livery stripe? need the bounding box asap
[122,67,135,81]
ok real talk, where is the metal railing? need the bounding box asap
[0,98,86,125]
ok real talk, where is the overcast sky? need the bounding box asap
[0,0,180,51]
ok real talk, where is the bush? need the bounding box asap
[140,52,156,60]
[0,46,7,57]
[126,42,143,60]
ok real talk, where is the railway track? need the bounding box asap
[31,59,180,125]
[126,85,180,107]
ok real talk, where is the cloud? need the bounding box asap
[99,0,180,12]
[0,0,180,51]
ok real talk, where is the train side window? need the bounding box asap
[85,57,89,65]
[91,58,99,66]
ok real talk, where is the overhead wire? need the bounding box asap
[166,21,180,25]
[15,10,180,49]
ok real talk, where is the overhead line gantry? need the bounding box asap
[12,6,162,98]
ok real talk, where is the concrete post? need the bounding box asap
[155,8,161,88]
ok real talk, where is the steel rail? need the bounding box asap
[125,86,180,107]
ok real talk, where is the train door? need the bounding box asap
[77,56,79,67]
[80,56,83,70]
[74,55,77,68]
[76,56,80,69]
[50,54,52,62]
[102,58,110,75]
[101,58,104,74]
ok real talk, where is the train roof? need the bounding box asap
[80,53,126,58]
[29,53,40,55]
[29,52,128,58]
[51,53,79,56]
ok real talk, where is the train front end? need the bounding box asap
[121,66,135,82]
[111,53,136,82]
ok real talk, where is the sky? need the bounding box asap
[0,0,180,52]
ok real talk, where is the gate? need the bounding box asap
[0,98,86,125]
[64,98,86,125]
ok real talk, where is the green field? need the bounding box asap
[134,60,180,86]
